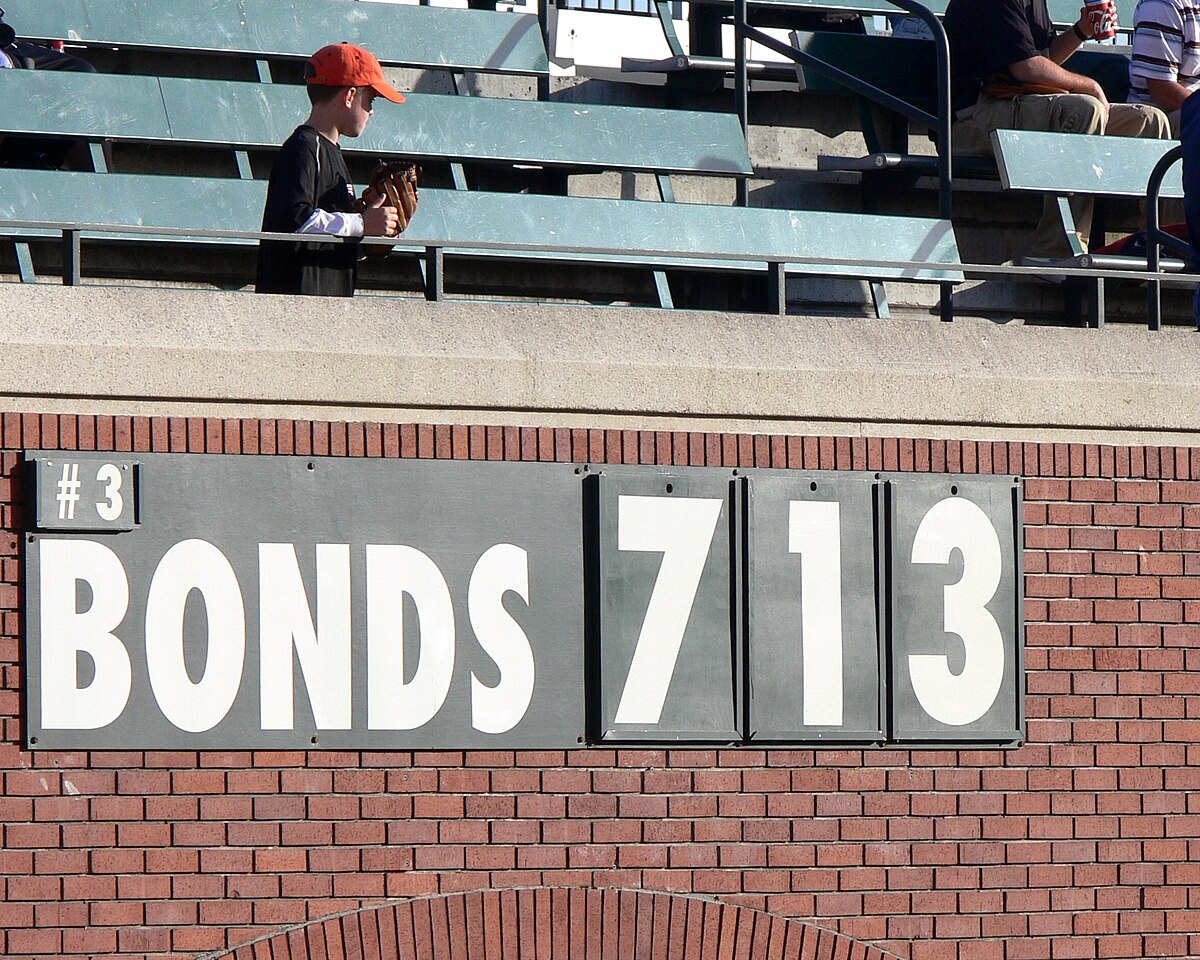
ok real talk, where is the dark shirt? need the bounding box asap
[256,125,359,297]
[945,0,1057,112]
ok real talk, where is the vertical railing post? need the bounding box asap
[734,0,749,207]
[62,229,81,286]
[425,246,445,301]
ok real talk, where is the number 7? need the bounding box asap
[613,495,723,724]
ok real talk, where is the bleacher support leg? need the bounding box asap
[653,271,674,309]
[939,283,953,322]
[1147,275,1162,331]
[870,282,890,320]
[89,141,109,174]
[14,243,35,284]
[424,246,444,301]
[1087,277,1104,329]
[62,230,81,286]
[768,262,786,316]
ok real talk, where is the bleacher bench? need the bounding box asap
[2,0,548,77]
[1,68,753,190]
[991,128,1185,327]
[0,168,963,317]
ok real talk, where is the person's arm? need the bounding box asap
[1131,0,1188,111]
[1146,77,1192,112]
[265,136,363,238]
[1009,54,1109,106]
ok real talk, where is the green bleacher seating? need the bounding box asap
[2,0,548,76]
[0,69,753,182]
[0,168,962,317]
[991,128,1184,327]
[803,36,1131,181]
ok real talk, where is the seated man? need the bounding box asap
[946,0,1170,257]
[1129,0,1200,136]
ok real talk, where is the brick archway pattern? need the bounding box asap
[202,889,903,960]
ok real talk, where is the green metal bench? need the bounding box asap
[1,0,548,77]
[626,0,1134,76]
[991,128,1184,327]
[0,168,963,317]
[803,36,1129,180]
[0,69,752,186]
[0,66,752,300]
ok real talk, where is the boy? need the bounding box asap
[256,42,408,297]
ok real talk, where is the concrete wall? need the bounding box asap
[2,285,1198,442]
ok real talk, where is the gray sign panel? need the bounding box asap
[25,453,585,750]
[593,468,740,742]
[888,475,1023,743]
[33,454,138,531]
[747,472,884,743]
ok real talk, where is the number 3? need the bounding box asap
[908,497,1004,726]
[95,464,123,522]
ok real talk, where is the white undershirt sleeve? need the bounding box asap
[296,209,364,237]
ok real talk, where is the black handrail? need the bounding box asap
[730,0,953,321]
[1145,143,1186,331]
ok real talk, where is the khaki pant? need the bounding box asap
[954,93,1171,257]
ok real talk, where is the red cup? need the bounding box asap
[1085,0,1116,39]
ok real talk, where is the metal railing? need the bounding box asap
[3,219,961,319]
[5,217,1200,327]
[1145,144,1192,332]
[561,0,684,16]
[724,0,952,320]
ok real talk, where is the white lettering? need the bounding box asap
[909,497,1005,726]
[259,544,352,730]
[469,544,534,734]
[38,539,131,729]
[614,495,723,724]
[144,540,245,733]
[789,500,843,726]
[365,545,455,730]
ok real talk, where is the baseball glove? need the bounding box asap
[365,160,420,233]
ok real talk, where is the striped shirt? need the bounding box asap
[1129,0,1200,105]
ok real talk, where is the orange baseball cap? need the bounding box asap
[305,43,405,103]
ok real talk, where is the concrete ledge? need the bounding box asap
[2,284,1198,444]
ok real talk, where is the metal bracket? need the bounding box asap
[870,281,890,319]
[89,141,108,173]
[14,242,35,284]
[653,270,674,309]
[656,173,676,203]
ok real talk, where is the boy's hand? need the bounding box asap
[361,192,400,237]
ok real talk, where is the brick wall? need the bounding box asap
[2,413,1198,960]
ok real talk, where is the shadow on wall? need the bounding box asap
[197,888,905,959]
